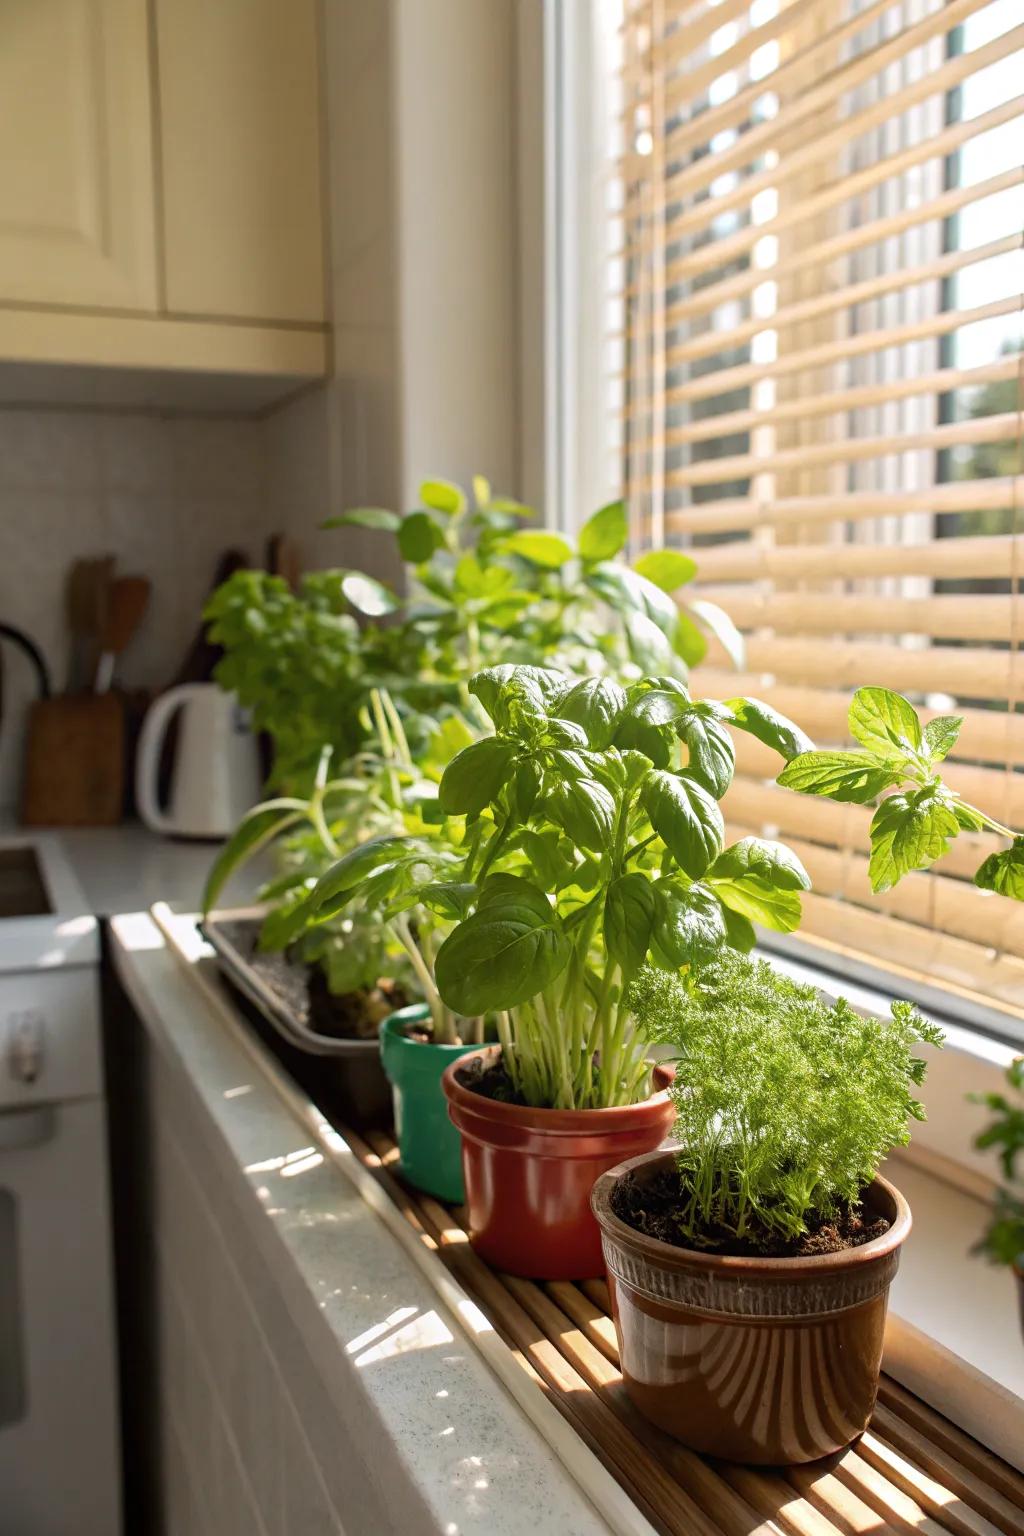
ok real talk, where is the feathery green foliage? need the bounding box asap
[629,953,944,1248]
[971,1057,1024,1269]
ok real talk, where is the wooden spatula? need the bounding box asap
[94,576,151,693]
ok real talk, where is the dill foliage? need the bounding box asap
[629,954,944,1249]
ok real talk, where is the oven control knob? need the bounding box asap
[6,1010,46,1085]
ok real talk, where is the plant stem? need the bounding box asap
[391,914,451,1042]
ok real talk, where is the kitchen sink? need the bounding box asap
[0,847,52,918]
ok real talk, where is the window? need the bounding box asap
[563,0,1024,1036]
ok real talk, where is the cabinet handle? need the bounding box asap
[0,1105,56,1153]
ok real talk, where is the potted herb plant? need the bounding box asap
[971,1056,1024,1338]
[309,663,814,1278]
[591,953,943,1464]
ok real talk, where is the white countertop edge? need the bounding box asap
[111,905,655,1536]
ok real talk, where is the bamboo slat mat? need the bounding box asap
[346,1124,1024,1536]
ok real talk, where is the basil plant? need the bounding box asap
[305,665,814,1110]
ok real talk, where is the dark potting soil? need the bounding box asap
[217,919,408,1041]
[610,1166,891,1258]
[455,1053,529,1106]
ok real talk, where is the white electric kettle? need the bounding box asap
[136,683,262,839]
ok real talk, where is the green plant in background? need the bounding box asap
[327,476,745,683]
[628,952,943,1250]
[777,686,1024,899]
[971,1057,1024,1272]
[202,688,449,1006]
[306,664,816,1110]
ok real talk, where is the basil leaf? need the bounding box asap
[555,676,628,749]
[711,874,803,933]
[628,688,689,728]
[721,904,756,954]
[923,714,964,764]
[868,785,961,894]
[849,686,922,758]
[202,799,306,913]
[688,598,746,670]
[584,562,679,636]
[340,572,399,617]
[632,549,697,592]
[398,510,445,563]
[472,474,491,507]
[420,478,466,515]
[578,499,627,562]
[604,872,659,976]
[502,529,575,569]
[508,758,542,820]
[672,607,709,667]
[623,608,676,671]
[723,696,814,761]
[777,750,903,804]
[546,778,617,852]
[321,507,400,532]
[974,838,1024,901]
[469,664,567,722]
[652,880,727,970]
[309,837,414,919]
[710,837,811,892]
[420,882,479,920]
[439,739,517,815]
[435,886,570,1014]
[675,702,736,799]
[954,801,987,832]
[641,769,725,878]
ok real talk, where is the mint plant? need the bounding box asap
[776,686,1024,899]
[628,953,943,1249]
[306,664,814,1109]
[971,1058,1024,1272]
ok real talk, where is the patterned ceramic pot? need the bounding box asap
[592,1149,912,1464]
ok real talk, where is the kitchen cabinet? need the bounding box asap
[0,0,157,311]
[0,0,326,407]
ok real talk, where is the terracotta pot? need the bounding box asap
[441,1047,675,1281]
[592,1149,912,1464]
[379,1006,480,1203]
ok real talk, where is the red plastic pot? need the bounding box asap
[441,1047,675,1280]
[592,1149,912,1464]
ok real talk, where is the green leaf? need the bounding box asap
[420,882,479,920]
[923,715,963,764]
[546,778,616,853]
[398,510,445,563]
[675,702,735,799]
[435,882,570,1014]
[868,786,961,894]
[672,607,708,667]
[556,676,628,749]
[849,687,922,758]
[438,739,518,815]
[723,697,814,761]
[309,837,414,919]
[641,769,725,878]
[340,572,399,617]
[473,474,491,507]
[777,750,904,804]
[710,837,811,891]
[202,799,306,913]
[624,609,676,671]
[420,478,466,515]
[578,499,627,562]
[604,872,659,976]
[710,874,803,933]
[974,837,1024,901]
[632,549,697,592]
[321,506,400,532]
[585,562,678,636]
[954,801,988,832]
[613,714,673,769]
[688,598,745,670]
[721,904,756,953]
[502,529,575,568]
[652,880,727,970]
[627,681,690,728]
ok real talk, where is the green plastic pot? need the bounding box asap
[379,1006,479,1202]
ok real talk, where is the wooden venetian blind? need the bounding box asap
[611,0,1024,1012]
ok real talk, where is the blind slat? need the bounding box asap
[688,533,1023,584]
[664,475,1023,537]
[695,590,1013,642]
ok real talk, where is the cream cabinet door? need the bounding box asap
[156,0,325,325]
[0,0,158,310]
